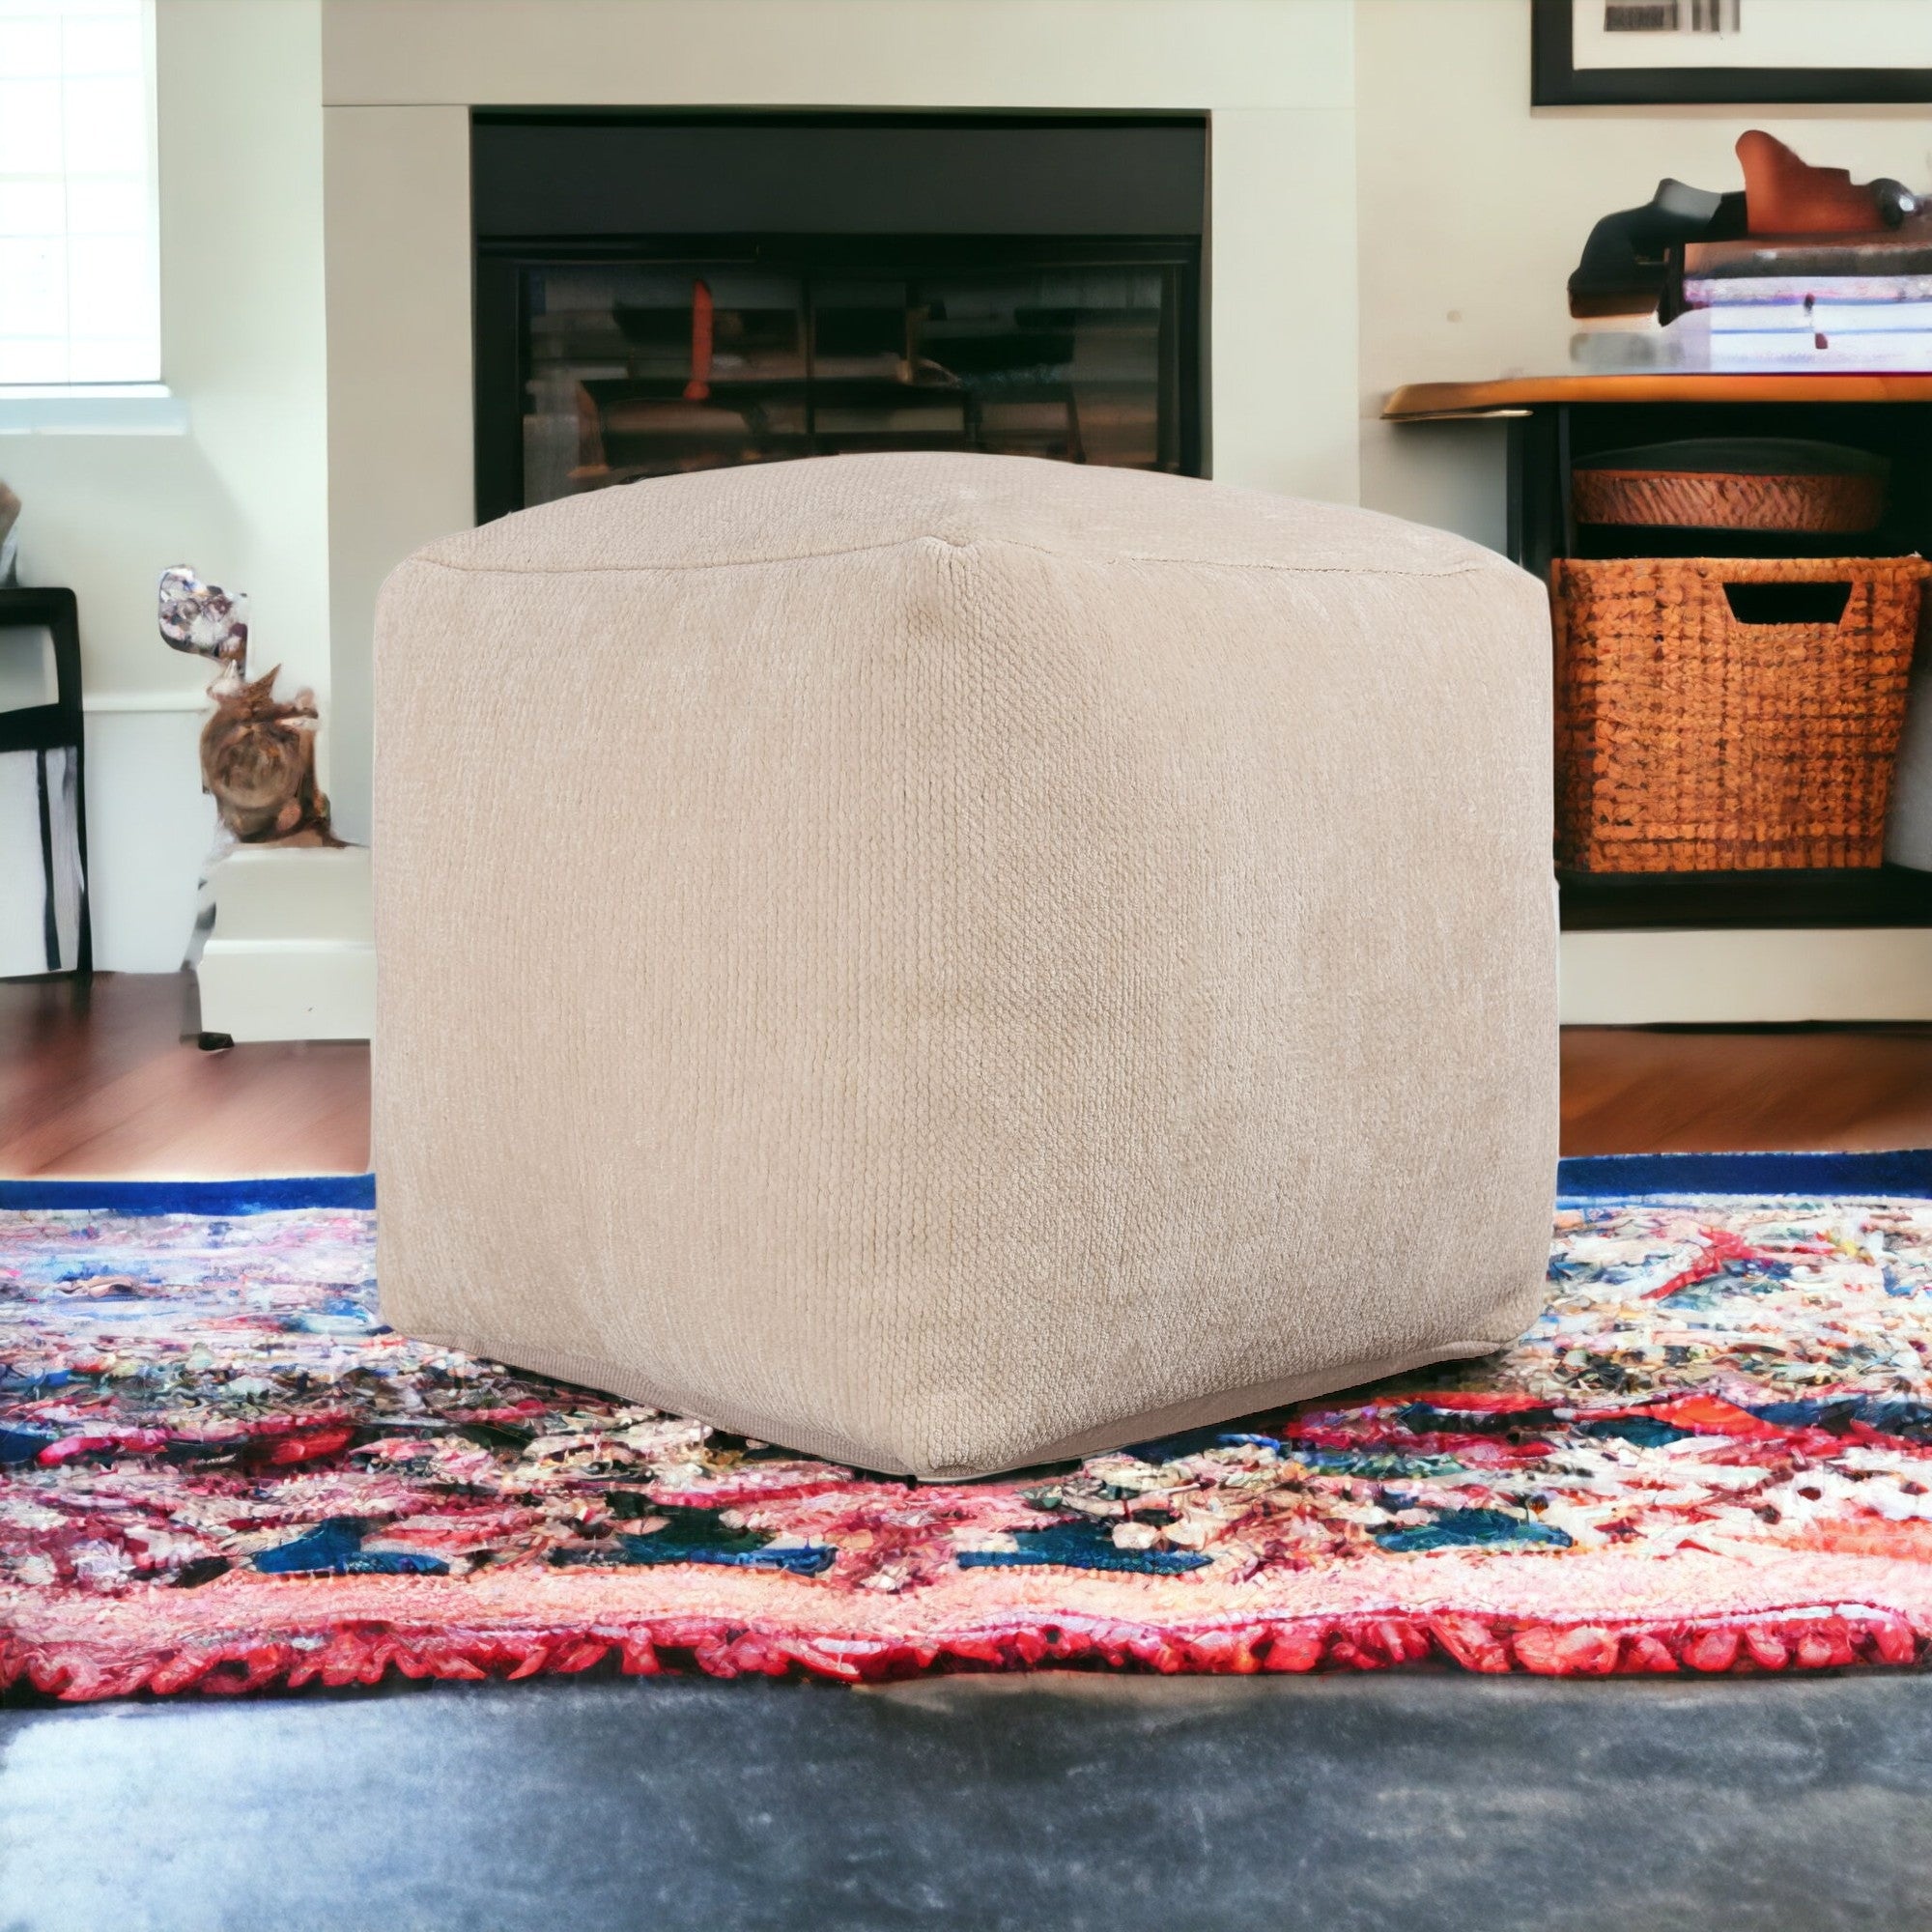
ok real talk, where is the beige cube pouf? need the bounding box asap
[373,452,1557,1479]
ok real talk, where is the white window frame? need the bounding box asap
[0,0,183,434]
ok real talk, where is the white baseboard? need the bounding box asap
[198,936,375,1042]
[195,845,373,1041]
[1562,928,1932,1024]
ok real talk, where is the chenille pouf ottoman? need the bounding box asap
[373,451,1557,1479]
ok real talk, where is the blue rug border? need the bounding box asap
[0,1152,1927,1217]
[1556,1148,1932,1205]
[0,1174,375,1215]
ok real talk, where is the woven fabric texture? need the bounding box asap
[1554,554,1928,874]
[372,452,1557,1478]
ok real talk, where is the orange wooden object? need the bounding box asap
[1736,130,1885,237]
[683,279,714,403]
[1382,374,1932,418]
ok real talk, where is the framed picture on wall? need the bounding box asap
[1532,0,1932,104]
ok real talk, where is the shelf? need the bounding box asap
[1383,373,1932,420]
[1560,867,1932,931]
[1381,375,1932,947]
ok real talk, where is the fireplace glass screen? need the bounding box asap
[488,246,1196,517]
[491,249,1190,514]
[472,115,1208,523]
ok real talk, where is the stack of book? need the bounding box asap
[1573,228,1932,374]
[1677,232,1932,368]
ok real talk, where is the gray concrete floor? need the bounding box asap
[4,1668,1931,1931]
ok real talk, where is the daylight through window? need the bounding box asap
[0,0,159,385]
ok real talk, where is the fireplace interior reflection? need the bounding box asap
[498,247,1194,514]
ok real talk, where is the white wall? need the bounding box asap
[3,0,330,970]
[318,0,1363,846]
[1354,0,1932,545]
[323,102,470,848]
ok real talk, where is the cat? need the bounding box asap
[199,667,341,846]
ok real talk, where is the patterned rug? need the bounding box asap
[7,1153,1932,1701]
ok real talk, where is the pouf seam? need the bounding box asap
[401,546,1508,582]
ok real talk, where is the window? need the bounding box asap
[0,0,159,386]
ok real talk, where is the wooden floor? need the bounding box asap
[1,973,370,1179]
[4,972,1932,1179]
[1561,1024,1932,1157]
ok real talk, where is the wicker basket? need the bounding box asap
[1571,467,1886,533]
[1553,554,1929,873]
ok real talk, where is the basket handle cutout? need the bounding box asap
[1721,581,1852,626]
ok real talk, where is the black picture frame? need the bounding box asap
[1531,0,1932,105]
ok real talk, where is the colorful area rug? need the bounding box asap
[7,1153,1932,1701]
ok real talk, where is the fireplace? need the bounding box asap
[471,114,1207,523]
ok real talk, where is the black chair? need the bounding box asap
[1,585,92,974]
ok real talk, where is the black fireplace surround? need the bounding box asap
[471,113,1208,524]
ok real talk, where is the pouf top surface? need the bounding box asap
[412,450,1499,582]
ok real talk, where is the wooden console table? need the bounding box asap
[1384,373,1932,934]
[1385,374,1932,419]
